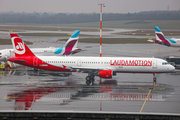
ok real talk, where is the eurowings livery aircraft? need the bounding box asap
[148,26,180,47]
[0,30,81,62]
[8,33,175,85]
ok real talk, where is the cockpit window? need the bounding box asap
[0,53,1,55]
[162,62,170,65]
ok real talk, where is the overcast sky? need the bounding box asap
[0,0,180,13]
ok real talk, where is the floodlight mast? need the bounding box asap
[98,3,105,84]
[98,3,105,57]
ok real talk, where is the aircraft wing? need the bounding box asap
[70,66,103,72]
[70,66,117,72]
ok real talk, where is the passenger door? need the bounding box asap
[77,59,82,67]
[152,59,157,68]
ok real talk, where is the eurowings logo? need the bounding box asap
[12,37,26,54]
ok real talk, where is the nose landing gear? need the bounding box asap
[153,73,157,86]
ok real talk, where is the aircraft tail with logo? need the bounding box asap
[54,30,81,55]
[148,26,180,47]
[154,26,166,41]
[8,33,39,68]
[154,26,180,47]
[154,26,171,46]
[10,33,35,57]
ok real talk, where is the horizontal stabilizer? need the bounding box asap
[8,59,26,63]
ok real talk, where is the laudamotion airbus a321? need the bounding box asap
[148,26,180,47]
[0,30,81,62]
[8,33,175,85]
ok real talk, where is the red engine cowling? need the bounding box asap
[99,70,113,79]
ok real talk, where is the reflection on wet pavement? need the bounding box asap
[1,69,175,112]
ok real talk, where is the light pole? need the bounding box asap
[98,4,105,57]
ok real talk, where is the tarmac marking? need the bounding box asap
[29,79,39,81]
[139,89,151,113]
[41,79,53,81]
[138,87,165,90]
[28,79,53,81]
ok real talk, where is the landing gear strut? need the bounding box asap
[86,74,95,85]
[153,73,157,86]
[153,77,157,83]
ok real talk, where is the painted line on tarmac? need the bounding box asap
[29,79,39,81]
[28,79,53,81]
[138,87,165,90]
[41,79,53,81]
[139,89,151,113]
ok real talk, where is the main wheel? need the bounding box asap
[86,80,91,85]
[86,76,91,81]
[90,74,94,79]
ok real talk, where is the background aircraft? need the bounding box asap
[8,33,175,85]
[148,26,180,47]
[0,30,81,62]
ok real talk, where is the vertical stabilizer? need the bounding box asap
[154,26,166,40]
[54,30,81,55]
[10,33,35,57]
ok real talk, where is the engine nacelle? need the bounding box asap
[99,70,113,79]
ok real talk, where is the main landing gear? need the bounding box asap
[86,74,95,85]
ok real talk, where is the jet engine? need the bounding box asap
[99,70,113,79]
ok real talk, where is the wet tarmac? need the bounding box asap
[0,26,180,115]
[0,68,180,114]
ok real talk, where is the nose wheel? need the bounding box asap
[153,77,156,82]
[153,73,157,86]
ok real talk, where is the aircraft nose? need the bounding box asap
[169,65,175,71]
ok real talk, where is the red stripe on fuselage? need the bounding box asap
[8,56,71,72]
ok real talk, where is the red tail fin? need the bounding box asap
[10,33,19,38]
[10,33,35,57]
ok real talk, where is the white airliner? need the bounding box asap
[8,33,175,85]
[148,26,180,47]
[0,30,81,62]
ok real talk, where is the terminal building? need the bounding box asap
[165,56,180,69]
